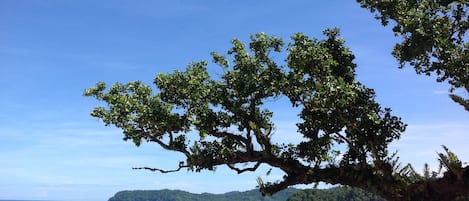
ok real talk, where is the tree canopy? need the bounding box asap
[85,27,469,200]
[357,0,469,111]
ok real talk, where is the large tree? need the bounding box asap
[85,28,469,200]
[357,0,469,111]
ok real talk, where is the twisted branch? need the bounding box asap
[227,162,262,174]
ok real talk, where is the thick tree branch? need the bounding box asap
[259,173,301,196]
[407,167,469,201]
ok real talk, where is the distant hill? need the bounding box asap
[108,187,388,201]
[287,187,385,201]
[108,188,299,201]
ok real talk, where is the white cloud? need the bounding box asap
[433,90,449,95]
[390,121,469,171]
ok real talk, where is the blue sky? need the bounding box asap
[1,1,468,200]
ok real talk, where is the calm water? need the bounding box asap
[0,200,57,201]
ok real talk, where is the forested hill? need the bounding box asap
[108,187,386,201]
[108,188,298,201]
[287,187,385,201]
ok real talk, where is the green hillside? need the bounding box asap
[287,187,385,201]
[108,187,386,201]
[108,188,298,201]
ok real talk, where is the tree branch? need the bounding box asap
[146,132,192,158]
[226,162,261,174]
[211,131,249,145]
[259,172,305,196]
[133,162,190,173]
[252,127,273,155]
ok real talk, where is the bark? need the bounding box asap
[404,167,469,201]
[259,162,469,201]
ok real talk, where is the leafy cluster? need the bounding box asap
[357,0,469,110]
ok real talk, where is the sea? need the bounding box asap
[0,199,91,201]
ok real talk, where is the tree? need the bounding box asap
[357,0,469,111]
[85,28,469,201]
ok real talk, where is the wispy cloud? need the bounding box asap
[433,90,450,95]
[390,121,469,170]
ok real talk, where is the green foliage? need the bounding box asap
[85,29,405,182]
[86,27,469,200]
[357,0,469,111]
[354,1,469,199]
[438,145,465,182]
[450,93,469,111]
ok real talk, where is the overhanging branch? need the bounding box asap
[227,162,262,174]
[132,166,185,173]
[133,161,190,173]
